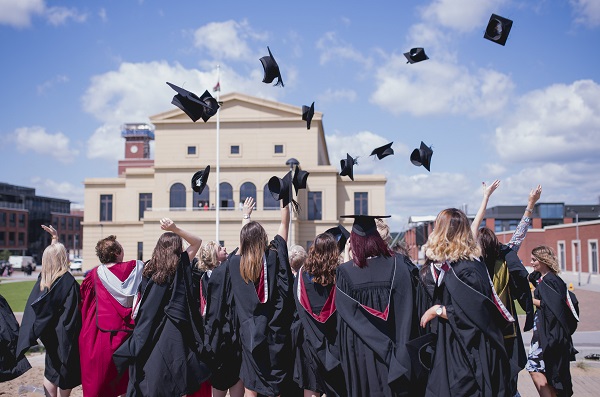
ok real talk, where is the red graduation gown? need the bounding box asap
[79,261,137,397]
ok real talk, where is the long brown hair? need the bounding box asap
[239,221,269,283]
[143,232,183,285]
[477,227,500,273]
[304,233,339,285]
[424,208,481,263]
[40,243,69,290]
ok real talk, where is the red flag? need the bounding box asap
[213,81,220,92]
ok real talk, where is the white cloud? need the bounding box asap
[37,74,69,95]
[0,0,44,28]
[371,54,514,117]
[13,126,79,163]
[420,0,507,33]
[494,80,600,163]
[317,88,357,103]
[86,123,123,161]
[30,177,84,205]
[98,8,107,23]
[316,32,372,69]
[571,0,600,27]
[193,20,267,62]
[45,6,87,26]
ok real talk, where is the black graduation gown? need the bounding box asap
[204,249,242,391]
[17,272,81,389]
[292,270,346,397]
[0,294,31,382]
[534,272,578,397]
[113,252,211,397]
[229,235,294,396]
[335,254,420,397]
[425,259,513,397]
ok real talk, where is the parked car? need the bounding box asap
[70,258,83,272]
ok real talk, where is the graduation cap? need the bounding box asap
[292,166,309,195]
[268,171,293,207]
[302,102,315,130]
[410,141,433,172]
[370,142,394,160]
[484,14,513,46]
[191,165,210,194]
[166,82,220,122]
[260,46,284,87]
[340,215,391,237]
[339,154,358,181]
[405,333,436,383]
[404,47,429,64]
[324,224,351,253]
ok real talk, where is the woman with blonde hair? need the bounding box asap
[526,246,579,397]
[17,225,81,397]
[420,208,513,397]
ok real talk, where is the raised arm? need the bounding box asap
[159,218,202,262]
[277,202,290,242]
[242,197,255,226]
[508,185,542,252]
[471,180,501,237]
[42,224,59,245]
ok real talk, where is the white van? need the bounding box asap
[8,256,36,271]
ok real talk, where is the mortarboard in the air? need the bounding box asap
[404,47,429,64]
[410,141,433,172]
[339,154,358,181]
[324,224,351,253]
[268,171,293,207]
[292,166,309,195]
[302,102,315,130]
[198,90,219,122]
[191,165,210,194]
[370,142,394,160]
[166,82,220,122]
[260,46,284,87]
[484,14,513,46]
[340,215,391,237]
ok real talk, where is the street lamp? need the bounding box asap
[567,208,581,286]
[286,158,299,247]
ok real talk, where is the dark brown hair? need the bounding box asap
[350,231,393,268]
[477,227,500,275]
[239,221,269,283]
[95,235,122,264]
[304,233,339,285]
[143,232,183,285]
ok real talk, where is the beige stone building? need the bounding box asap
[82,92,386,270]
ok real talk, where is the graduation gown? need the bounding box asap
[0,294,31,382]
[17,272,81,389]
[292,269,346,397]
[425,259,513,397]
[335,254,420,397]
[113,253,211,397]
[79,260,140,397]
[229,235,295,396]
[534,272,579,397]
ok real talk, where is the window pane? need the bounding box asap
[220,182,234,208]
[231,145,240,154]
[354,192,368,215]
[139,193,153,220]
[100,194,113,221]
[169,183,186,209]
[274,144,283,154]
[193,186,210,209]
[187,146,196,155]
[263,183,279,210]
[307,192,322,220]
[137,242,144,261]
[240,182,257,206]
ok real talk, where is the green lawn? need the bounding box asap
[0,281,37,312]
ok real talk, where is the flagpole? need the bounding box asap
[215,65,221,243]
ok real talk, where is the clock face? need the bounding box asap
[130,145,139,154]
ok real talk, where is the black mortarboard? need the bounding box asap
[339,153,357,181]
[292,166,309,195]
[260,46,284,87]
[410,141,433,172]
[484,14,513,46]
[198,90,219,122]
[191,165,210,194]
[340,215,391,237]
[404,47,429,64]
[370,142,394,160]
[405,333,436,383]
[302,102,315,130]
[324,224,351,253]
[166,82,220,122]
[268,171,293,207]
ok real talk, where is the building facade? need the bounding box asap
[82,93,387,271]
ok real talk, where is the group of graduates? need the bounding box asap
[0,181,581,397]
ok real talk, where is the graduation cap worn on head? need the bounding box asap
[292,166,309,195]
[166,82,220,122]
[191,165,210,194]
[268,171,293,208]
[410,141,433,172]
[324,224,350,253]
[340,215,391,237]
[260,46,284,87]
[404,47,429,64]
[484,14,513,46]
[339,153,358,181]
[302,102,315,130]
[370,142,394,160]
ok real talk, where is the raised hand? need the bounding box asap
[42,224,58,240]
[483,179,501,198]
[160,218,176,232]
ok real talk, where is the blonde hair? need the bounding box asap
[40,243,69,290]
[198,241,219,272]
[532,245,560,274]
[376,218,392,245]
[289,245,307,273]
[424,208,481,263]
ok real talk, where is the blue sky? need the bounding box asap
[1,0,599,231]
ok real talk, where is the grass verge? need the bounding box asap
[0,281,37,312]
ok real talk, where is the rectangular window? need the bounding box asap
[187,146,196,155]
[0,212,5,226]
[354,192,368,215]
[60,217,66,230]
[139,193,153,220]
[571,241,580,273]
[274,144,284,154]
[18,214,25,227]
[307,192,322,220]
[68,218,73,230]
[18,232,24,245]
[230,145,240,154]
[0,231,4,244]
[589,241,598,274]
[137,242,143,261]
[100,194,113,222]
[8,232,15,246]
[9,213,15,227]
[557,241,566,271]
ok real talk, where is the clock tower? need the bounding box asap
[118,123,155,176]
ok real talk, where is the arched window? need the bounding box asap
[193,186,210,210]
[240,182,257,207]
[170,183,186,210]
[263,182,279,210]
[220,182,234,209]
